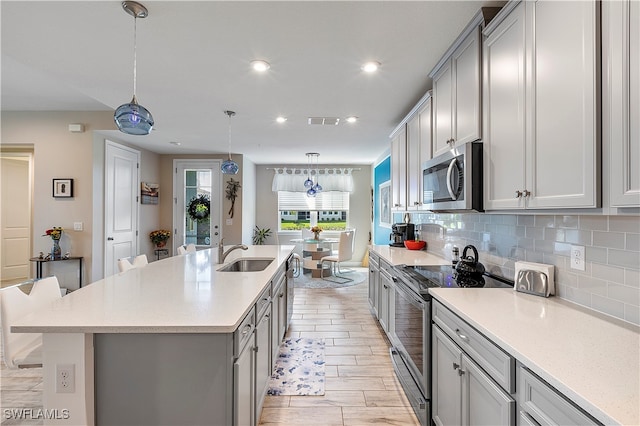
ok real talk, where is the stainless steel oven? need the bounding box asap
[389,264,513,426]
[390,274,430,426]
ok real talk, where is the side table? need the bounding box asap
[29,256,83,288]
[154,248,169,261]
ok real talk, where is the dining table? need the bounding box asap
[290,238,340,277]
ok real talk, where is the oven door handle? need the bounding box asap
[390,348,427,410]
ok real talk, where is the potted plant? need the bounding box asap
[253,226,272,245]
[187,194,210,222]
[150,229,171,248]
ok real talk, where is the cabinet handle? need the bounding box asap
[515,190,522,198]
[455,328,469,342]
[458,368,465,376]
[263,315,270,323]
[241,324,252,336]
[453,362,460,370]
[279,293,284,298]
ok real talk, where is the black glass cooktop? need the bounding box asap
[394,264,514,298]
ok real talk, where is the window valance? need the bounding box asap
[271,168,355,192]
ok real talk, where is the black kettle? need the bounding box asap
[455,245,485,279]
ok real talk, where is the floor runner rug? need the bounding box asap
[293,271,367,289]
[267,337,325,396]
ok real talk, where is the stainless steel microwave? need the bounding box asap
[421,141,483,212]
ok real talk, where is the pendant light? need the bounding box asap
[221,110,239,174]
[312,154,323,193]
[305,153,320,197]
[114,1,154,135]
[303,153,314,189]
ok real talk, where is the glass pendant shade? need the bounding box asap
[114,97,154,135]
[221,157,239,175]
[221,110,239,175]
[306,187,317,197]
[303,177,313,188]
[313,182,323,192]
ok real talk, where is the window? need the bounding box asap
[278,191,349,231]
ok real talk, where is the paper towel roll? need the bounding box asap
[514,261,555,295]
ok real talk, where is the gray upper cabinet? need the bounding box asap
[604,0,640,207]
[390,126,407,211]
[483,0,599,210]
[431,9,500,158]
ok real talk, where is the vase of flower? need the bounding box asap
[51,238,61,258]
[310,225,322,241]
[43,227,64,259]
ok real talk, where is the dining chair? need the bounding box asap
[0,276,62,369]
[117,254,148,272]
[320,229,355,281]
[177,244,196,255]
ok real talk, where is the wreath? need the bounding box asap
[187,194,211,222]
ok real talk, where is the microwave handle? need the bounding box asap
[446,158,458,200]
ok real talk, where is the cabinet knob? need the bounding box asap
[453,362,460,370]
[414,201,420,206]
[522,189,531,197]
[515,190,522,198]
[458,369,465,376]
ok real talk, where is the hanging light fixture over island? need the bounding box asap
[114,1,154,135]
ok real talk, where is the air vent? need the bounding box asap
[308,117,340,125]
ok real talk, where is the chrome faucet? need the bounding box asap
[218,238,248,264]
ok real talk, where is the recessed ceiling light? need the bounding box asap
[361,61,381,73]
[345,116,358,123]
[250,60,271,72]
[169,141,181,146]
[276,116,287,123]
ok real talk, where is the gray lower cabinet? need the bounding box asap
[378,263,394,333]
[433,326,515,426]
[234,331,255,426]
[518,365,600,426]
[254,304,271,424]
[368,252,379,315]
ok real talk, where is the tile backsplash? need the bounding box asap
[402,213,640,325]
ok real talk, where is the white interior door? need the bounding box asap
[173,160,221,252]
[0,153,32,286]
[105,141,140,276]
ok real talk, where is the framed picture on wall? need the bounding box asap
[141,182,159,205]
[379,180,391,228]
[52,178,73,198]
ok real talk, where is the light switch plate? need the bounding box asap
[73,222,83,231]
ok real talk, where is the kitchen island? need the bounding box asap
[13,245,294,425]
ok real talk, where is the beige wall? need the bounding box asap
[1,111,164,287]
[255,165,372,263]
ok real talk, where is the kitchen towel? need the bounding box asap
[267,337,325,396]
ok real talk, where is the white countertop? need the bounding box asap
[14,245,294,334]
[429,288,640,426]
[369,244,450,266]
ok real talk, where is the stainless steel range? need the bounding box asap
[389,264,513,426]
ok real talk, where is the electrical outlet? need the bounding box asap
[56,364,75,393]
[570,245,585,271]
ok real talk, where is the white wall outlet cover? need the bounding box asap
[73,222,83,231]
[570,245,586,271]
[56,364,75,393]
[226,218,233,225]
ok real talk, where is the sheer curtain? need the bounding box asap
[271,168,355,192]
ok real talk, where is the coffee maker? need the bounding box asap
[389,223,415,247]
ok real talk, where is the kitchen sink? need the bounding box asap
[217,258,274,272]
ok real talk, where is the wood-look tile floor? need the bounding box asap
[259,275,419,426]
[0,272,418,426]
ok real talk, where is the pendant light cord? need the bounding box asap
[226,110,236,160]
[132,16,138,100]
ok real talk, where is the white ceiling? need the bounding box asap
[1,1,501,165]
